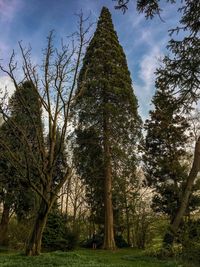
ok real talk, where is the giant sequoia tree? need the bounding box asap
[74,128,105,228]
[73,7,141,249]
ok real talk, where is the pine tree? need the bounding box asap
[144,83,199,222]
[73,7,141,249]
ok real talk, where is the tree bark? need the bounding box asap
[60,186,64,214]
[125,205,131,246]
[0,202,10,246]
[102,115,116,250]
[65,176,71,214]
[25,198,49,256]
[163,135,200,246]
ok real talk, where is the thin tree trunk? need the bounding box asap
[163,135,200,246]
[125,205,130,246]
[65,176,71,214]
[25,199,49,256]
[60,186,64,214]
[102,115,116,250]
[73,201,77,231]
[0,202,10,246]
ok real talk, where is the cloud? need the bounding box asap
[139,46,163,92]
[0,40,10,56]
[134,46,163,120]
[0,76,15,99]
[0,0,23,22]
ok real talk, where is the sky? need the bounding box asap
[0,0,183,120]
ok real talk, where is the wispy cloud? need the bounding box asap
[0,0,23,22]
[0,76,15,100]
[139,46,163,92]
[135,45,163,120]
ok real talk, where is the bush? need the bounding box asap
[115,235,129,248]
[42,211,66,250]
[8,218,32,250]
[180,219,200,264]
[42,210,78,251]
[80,233,103,249]
[80,234,129,248]
[182,241,200,264]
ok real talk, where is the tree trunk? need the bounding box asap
[0,202,10,246]
[60,186,64,214]
[25,199,49,256]
[102,115,116,250]
[163,135,200,246]
[125,206,131,246]
[65,176,71,214]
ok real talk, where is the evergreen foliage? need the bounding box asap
[73,7,141,248]
[74,128,104,225]
[0,81,43,220]
[144,84,200,219]
[48,129,68,189]
[42,204,78,251]
[42,205,67,251]
[115,0,200,103]
[0,81,43,246]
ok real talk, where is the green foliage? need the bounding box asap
[73,7,141,229]
[42,207,78,251]
[0,249,185,267]
[0,81,43,221]
[124,0,200,107]
[81,234,103,249]
[115,235,129,248]
[48,129,68,189]
[180,219,200,265]
[7,218,32,250]
[81,234,128,249]
[132,210,154,249]
[156,1,200,106]
[73,128,104,225]
[42,209,66,250]
[143,85,196,218]
[182,242,200,265]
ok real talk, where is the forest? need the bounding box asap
[0,0,200,266]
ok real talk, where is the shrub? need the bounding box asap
[115,235,129,248]
[8,217,32,250]
[42,211,66,250]
[180,219,200,264]
[80,234,129,248]
[42,210,79,251]
[80,233,103,249]
[65,230,79,250]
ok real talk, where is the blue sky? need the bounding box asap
[0,0,183,120]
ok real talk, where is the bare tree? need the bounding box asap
[0,13,92,256]
[68,174,86,230]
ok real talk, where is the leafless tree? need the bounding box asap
[0,12,92,256]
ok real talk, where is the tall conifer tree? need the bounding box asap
[0,81,43,245]
[144,83,200,223]
[73,7,141,249]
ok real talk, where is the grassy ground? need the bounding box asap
[0,248,192,267]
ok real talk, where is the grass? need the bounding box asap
[0,248,193,267]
